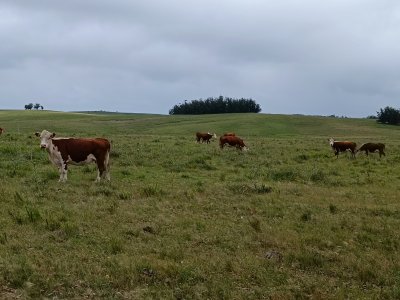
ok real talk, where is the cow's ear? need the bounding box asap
[35,132,40,137]
[51,133,56,138]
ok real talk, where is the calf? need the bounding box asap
[35,130,111,182]
[220,135,247,150]
[357,143,385,157]
[196,132,217,144]
[328,138,357,158]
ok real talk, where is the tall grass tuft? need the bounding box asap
[270,168,298,181]
[2,256,34,288]
[141,185,165,197]
[301,210,312,222]
[249,218,262,232]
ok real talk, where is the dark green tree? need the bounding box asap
[24,103,33,110]
[377,106,400,125]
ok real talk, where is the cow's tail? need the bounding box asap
[104,142,111,180]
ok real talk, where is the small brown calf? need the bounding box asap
[196,132,217,144]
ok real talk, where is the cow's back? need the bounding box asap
[53,138,110,162]
[220,135,245,148]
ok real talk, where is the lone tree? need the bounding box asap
[377,106,400,125]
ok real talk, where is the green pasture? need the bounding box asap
[1,110,400,299]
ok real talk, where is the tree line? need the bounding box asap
[169,96,261,115]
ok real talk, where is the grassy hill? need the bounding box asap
[1,110,400,299]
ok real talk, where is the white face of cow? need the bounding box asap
[35,130,55,149]
[329,138,335,147]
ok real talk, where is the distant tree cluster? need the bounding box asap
[25,103,44,110]
[376,106,400,125]
[169,96,261,115]
[327,115,348,118]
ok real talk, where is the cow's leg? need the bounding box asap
[95,162,103,182]
[59,162,68,182]
[100,168,111,181]
[95,170,101,182]
[96,154,110,182]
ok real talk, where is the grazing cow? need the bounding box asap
[223,132,236,136]
[328,138,357,158]
[35,130,111,182]
[196,132,217,144]
[357,143,386,157]
[0,128,4,135]
[220,135,247,150]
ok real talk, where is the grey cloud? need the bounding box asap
[0,0,400,116]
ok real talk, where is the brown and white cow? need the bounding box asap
[328,138,357,158]
[196,132,217,144]
[356,143,386,157]
[220,135,248,151]
[0,128,4,135]
[35,130,111,182]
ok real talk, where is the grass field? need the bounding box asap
[1,110,400,299]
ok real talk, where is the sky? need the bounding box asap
[0,0,399,117]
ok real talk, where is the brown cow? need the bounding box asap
[196,132,217,144]
[35,130,111,182]
[0,128,4,135]
[356,143,385,157]
[220,135,247,150]
[329,138,357,158]
[223,132,236,136]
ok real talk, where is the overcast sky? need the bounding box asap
[0,0,399,117]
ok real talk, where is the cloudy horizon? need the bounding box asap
[0,0,399,117]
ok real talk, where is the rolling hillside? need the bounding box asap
[0,110,400,299]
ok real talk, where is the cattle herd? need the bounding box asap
[0,127,387,182]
